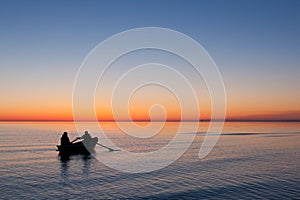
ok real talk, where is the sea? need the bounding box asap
[0,121,299,199]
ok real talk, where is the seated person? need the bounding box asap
[60,132,71,146]
[79,131,98,150]
[81,131,92,141]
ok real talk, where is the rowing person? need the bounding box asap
[77,131,98,150]
[60,132,72,146]
[60,132,82,146]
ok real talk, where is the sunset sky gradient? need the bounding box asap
[0,0,299,121]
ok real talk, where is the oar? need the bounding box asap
[71,137,81,143]
[97,143,120,152]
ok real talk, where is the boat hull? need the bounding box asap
[57,142,95,155]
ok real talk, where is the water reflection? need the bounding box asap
[59,156,70,185]
[1,122,300,199]
[59,153,93,182]
[59,153,71,163]
[82,155,92,176]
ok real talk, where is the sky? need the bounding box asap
[0,0,299,121]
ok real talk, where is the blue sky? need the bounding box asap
[0,0,299,120]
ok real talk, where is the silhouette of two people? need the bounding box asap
[60,131,98,152]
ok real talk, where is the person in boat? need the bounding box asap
[78,131,98,150]
[81,131,92,141]
[60,132,72,146]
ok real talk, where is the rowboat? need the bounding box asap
[57,140,97,155]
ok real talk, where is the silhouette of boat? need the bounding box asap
[57,141,96,155]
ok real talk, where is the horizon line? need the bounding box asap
[1,119,300,122]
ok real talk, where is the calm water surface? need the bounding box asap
[0,122,299,199]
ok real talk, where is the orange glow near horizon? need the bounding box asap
[1,84,300,121]
[1,102,300,121]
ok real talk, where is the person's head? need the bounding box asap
[63,132,68,136]
[84,131,88,135]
